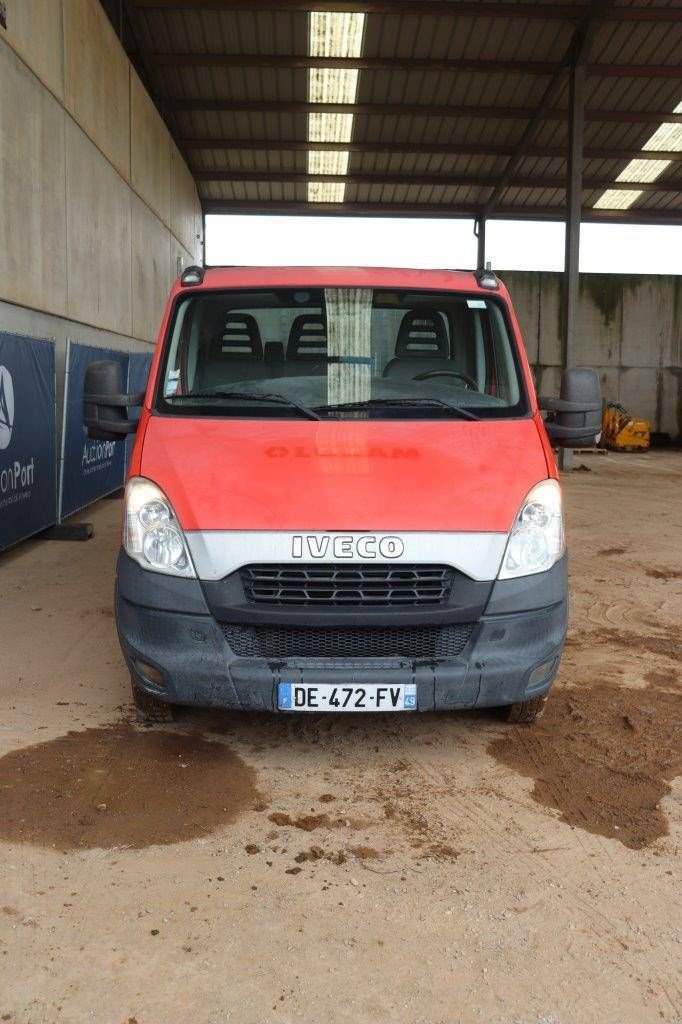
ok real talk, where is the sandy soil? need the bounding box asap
[0,453,680,1024]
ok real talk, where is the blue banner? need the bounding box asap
[125,351,153,469]
[59,341,130,520]
[0,333,57,551]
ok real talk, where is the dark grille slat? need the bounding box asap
[222,623,474,659]
[240,563,455,607]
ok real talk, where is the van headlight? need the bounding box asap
[124,477,196,578]
[498,479,564,579]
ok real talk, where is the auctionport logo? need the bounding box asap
[0,362,35,505]
[0,366,14,451]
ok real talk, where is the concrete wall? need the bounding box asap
[0,0,203,355]
[503,271,682,440]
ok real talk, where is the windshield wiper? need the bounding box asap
[168,391,321,421]
[316,397,479,420]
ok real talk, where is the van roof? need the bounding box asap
[186,266,502,294]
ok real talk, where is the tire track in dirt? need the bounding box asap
[506,722,682,1014]
[484,674,682,1005]
[483,663,681,1011]
[488,679,681,850]
[405,749,682,1016]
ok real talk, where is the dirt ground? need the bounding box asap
[0,452,680,1024]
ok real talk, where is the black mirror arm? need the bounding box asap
[544,422,601,441]
[84,416,138,436]
[83,391,144,408]
[539,396,602,414]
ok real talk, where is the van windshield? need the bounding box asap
[157,288,528,420]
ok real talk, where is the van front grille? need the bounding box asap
[221,623,474,660]
[240,563,455,607]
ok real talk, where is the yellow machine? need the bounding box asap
[602,402,651,452]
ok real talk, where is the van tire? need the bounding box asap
[501,693,548,725]
[131,678,175,724]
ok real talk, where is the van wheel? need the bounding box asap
[501,693,548,725]
[131,678,175,724]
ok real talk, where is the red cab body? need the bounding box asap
[118,267,566,721]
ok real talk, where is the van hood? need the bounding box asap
[139,415,549,534]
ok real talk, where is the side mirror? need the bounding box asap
[83,360,143,441]
[540,368,602,448]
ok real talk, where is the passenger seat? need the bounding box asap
[287,316,327,373]
[383,309,453,381]
[197,313,267,388]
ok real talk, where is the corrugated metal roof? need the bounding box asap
[100,0,682,223]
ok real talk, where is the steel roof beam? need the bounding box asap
[193,170,679,192]
[482,0,609,219]
[133,1,682,24]
[182,139,682,162]
[148,52,682,79]
[170,99,682,125]
[201,199,682,225]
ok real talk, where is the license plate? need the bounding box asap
[278,682,417,712]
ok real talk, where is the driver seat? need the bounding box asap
[383,309,453,381]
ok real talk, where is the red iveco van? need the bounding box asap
[84,266,601,724]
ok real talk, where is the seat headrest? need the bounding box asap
[288,315,327,360]
[211,313,263,360]
[396,309,448,357]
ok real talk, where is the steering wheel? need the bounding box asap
[414,369,479,390]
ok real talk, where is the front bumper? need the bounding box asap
[116,550,568,712]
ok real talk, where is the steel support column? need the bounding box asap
[558,61,586,472]
[475,217,486,270]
